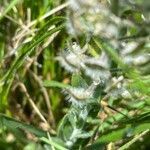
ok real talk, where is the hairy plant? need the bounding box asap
[42,0,150,149]
[0,0,149,149]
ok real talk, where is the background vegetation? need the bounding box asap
[0,0,149,149]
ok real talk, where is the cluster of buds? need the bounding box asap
[57,42,110,83]
[67,0,133,44]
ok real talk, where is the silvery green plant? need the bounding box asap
[55,0,149,149]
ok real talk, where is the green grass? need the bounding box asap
[0,0,150,149]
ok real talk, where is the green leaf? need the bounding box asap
[0,114,47,138]
[71,73,88,88]
[43,80,71,89]
[118,129,149,150]
[23,142,43,150]
[95,123,150,143]
[40,137,68,150]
